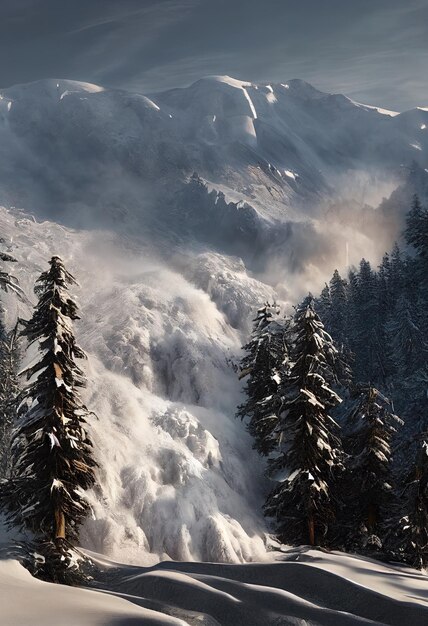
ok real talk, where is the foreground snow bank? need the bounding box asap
[1,547,427,625]
[0,559,186,625]
[102,548,428,626]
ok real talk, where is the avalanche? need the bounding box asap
[0,205,272,565]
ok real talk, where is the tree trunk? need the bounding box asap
[367,503,376,533]
[308,514,315,546]
[55,509,66,541]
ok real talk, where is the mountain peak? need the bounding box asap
[195,75,253,88]
[1,78,105,101]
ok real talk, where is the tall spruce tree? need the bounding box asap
[378,253,391,314]
[329,269,348,347]
[405,195,427,259]
[1,257,97,548]
[237,303,290,455]
[405,195,428,297]
[389,243,405,303]
[0,323,20,477]
[0,247,24,476]
[264,303,344,547]
[355,259,387,382]
[316,284,332,328]
[392,439,428,569]
[387,294,427,382]
[342,386,402,551]
[0,250,23,297]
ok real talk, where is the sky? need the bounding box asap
[0,0,427,110]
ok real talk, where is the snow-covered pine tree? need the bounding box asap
[389,243,405,303]
[392,439,428,569]
[0,322,20,477]
[405,195,427,258]
[405,195,428,296]
[377,252,392,325]
[237,303,290,455]
[342,386,402,552]
[0,247,24,476]
[387,294,427,382]
[348,258,392,385]
[2,257,97,550]
[378,251,391,299]
[0,249,24,297]
[264,303,344,547]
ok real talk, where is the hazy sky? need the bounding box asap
[1,0,427,110]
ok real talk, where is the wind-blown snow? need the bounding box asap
[350,99,399,117]
[56,79,105,94]
[202,75,253,89]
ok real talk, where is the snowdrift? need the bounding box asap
[2,548,428,625]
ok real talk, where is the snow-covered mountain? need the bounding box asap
[0,76,427,214]
[1,75,427,291]
[2,76,428,201]
[1,76,428,570]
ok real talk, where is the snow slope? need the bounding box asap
[2,548,428,625]
[0,559,186,625]
[0,75,427,229]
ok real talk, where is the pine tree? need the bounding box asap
[377,253,392,328]
[0,323,20,477]
[0,249,23,297]
[350,259,389,384]
[264,304,344,547]
[237,303,290,455]
[315,284,331,328]
[378,251,391,298]
[405,195,428,298]
[329,269,348,346]
[405,195,428,259]
[342,386,402,552]
[389,243,405,302]
[1,257,97,548]
[393,439,428,569]
[387,294,427,381]
[0,247,24,476]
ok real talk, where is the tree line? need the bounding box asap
[237,195,428,569]
[0,253,97,584]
